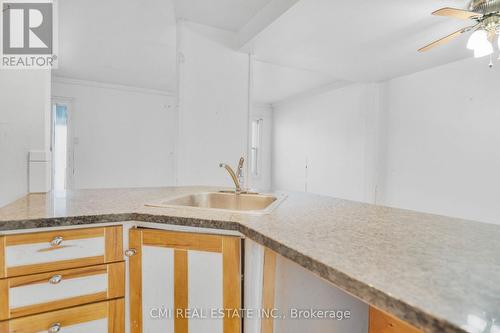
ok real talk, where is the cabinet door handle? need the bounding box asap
[49,274,63,284]
[50,236,63,247]
[125,248,137,257]
[48,322,61,332]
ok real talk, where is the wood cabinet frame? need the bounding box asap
[0,298,124,333]
[369,306,422,333]
[261,248,277,333]
[0,262,124,320]
[129,228,241,333]
[0,226,123,278]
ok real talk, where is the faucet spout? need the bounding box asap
[219,163,241,193]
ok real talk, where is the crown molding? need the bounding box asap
[52,76,176,97]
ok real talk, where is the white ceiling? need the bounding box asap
[53,0,177,92]
[245,0,476,83]
[174,0,273,32]
[54,0,482,96]
[253,60,343,104]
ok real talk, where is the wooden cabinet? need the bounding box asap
[0,226,123,278]
[0,223,425,333]
[0,262,124,320]
[369,306,422,333]
[0,299,124,333]
[128,228,242,333]
[0,226,125,332]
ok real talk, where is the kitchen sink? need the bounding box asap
[145,191,286,214]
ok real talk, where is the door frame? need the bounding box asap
[50,96,75,190]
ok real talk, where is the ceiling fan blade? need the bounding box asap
[418,25,476,52]
[432,7,482,20]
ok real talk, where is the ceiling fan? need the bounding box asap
[419,0,500,60]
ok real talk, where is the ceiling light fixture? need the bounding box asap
[467,29,494,57]
[418,0,500,66]
[466,29,487,49]
[474,41,494,58]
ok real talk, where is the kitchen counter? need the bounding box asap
[0,186,499,333]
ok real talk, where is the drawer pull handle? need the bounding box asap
[49,274,63,284]
[125,248,137,257]
[50,236,63,247]
[48,322,61,332]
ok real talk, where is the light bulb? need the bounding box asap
[466,29,494,58]
[473,39,493,58]
[467,30,487,50]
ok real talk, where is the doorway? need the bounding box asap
[51,98,74,190]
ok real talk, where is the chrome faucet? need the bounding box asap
[219,157,245,193]
[236,157,245,187]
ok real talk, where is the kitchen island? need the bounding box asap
[0,186,499,333]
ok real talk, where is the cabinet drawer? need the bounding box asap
[0,226,122,278]
[0,298,124,333]
[0,262,124,320]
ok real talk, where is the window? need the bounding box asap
[250,119,263,177]
[53,104,69,191]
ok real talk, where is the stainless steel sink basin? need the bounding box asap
[146,192,285,214]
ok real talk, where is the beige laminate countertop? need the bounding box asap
[0,186,499,333]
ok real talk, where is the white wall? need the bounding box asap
[176,21,250,187]
[52,78,176,189]
[272,83,379,203]
[272,56,500,225]
[0,70,51,207]
[378,57,500,224]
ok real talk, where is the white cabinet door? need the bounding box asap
[128,228,241,333]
